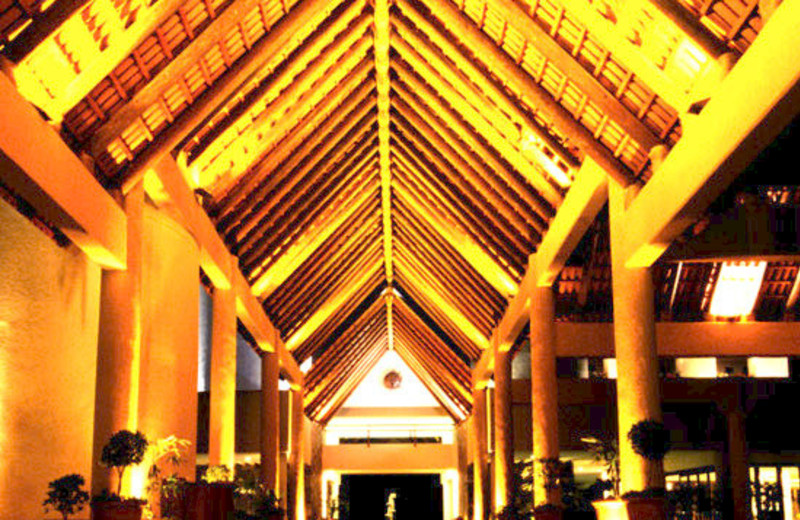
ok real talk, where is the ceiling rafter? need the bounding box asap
[390,101,531,266]
[488,0,663,152]
[263,191,381,316]
[374,0,393,288]
[117,0,350,191]
[393,0,579,170]
[188,8,375,188]
[391,11,570,212]
[395,273,482,361]
[237,124,379,270]
[390,131,524,276]
[408,0,634,187]
[227,87,377,249]
[184,1,372,171]
[392,195,503,328]
[262,183,382,322]
[392,36,566,208]
[391,168,515,298]
[213,63,375,222]
[390,73,547,241]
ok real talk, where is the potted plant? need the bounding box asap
[146,436,191,520]
[92,430,149,520]
[234,483,283,520]
[44,474,90,520]
[582,436,622,520]
[185,465,235,520]
[623,420,671,520]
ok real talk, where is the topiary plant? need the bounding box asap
[101,430,149,496]
[627,420,671,461]
[43,474,90,520]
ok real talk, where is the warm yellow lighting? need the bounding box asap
[519,129,573,189]
[708,261,767,318]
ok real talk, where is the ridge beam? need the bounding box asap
[375,0,394,285]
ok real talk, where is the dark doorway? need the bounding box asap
[340,473,443,520]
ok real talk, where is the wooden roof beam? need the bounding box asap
[146,154,303,383]
[226,83,376,246]
[622,0,800,268]
[391,74,547,239]
[553,0,700,112]
[395,251,490,351]
[9,0,187,121]
[235,117,378,265]
[189,9,374,185]
[392,36,564,208]
[492,158,609,350]
[374,0,393,286]
[390,136,524,276]
[250,162,379,297]
[213,64,375,222]
[392,181,516,299]
[285,257,383,351]
[490,0,662,152]
[394,1,578,171]
[390,90,533,259]
[414,0,634,187]
[0,71,126,269]
[389,43,555,227]
[119,0,352,192]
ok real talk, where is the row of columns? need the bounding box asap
[91,182,306,517]
[470,179,751,519]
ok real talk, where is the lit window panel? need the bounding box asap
[708,261,767,318]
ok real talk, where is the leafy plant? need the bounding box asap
[146,436,191,520]
[203,465,233,483]
[43,474,90,520]
[536,458,567,491]
[581,435,620,498]
[101,430,149,496]
[627,420,671,461]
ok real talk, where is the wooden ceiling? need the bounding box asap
[1,0,767,421]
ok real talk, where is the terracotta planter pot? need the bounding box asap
[185,483,235,520]
[91,500,144,520]
[624,497,666,520]
[592,499,627,520]
[534,507,563,520]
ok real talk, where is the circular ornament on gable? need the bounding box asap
[383,370,403,389]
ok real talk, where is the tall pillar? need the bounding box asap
[137,203,200,487]
[723,391,750,520]
[457,423,470,518]
[261,351,280,490]
[209,286,237,470]
[309,422,324,520]
[609,181,664,493]
[530,286,560,506]
[471,385,488,520]
[493,345,513,514]
[289,388,306,520]
[92,182,144,495]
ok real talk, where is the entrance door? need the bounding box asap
[340,473,444,520]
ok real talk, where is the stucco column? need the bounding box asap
[92,182,144,495]
[309,422,324,520]
[457,423,470,518]
[609,181,664,494]
[289,388,306,520]
[530,286,560,506]
[471,385,488,520]
[261,351,280,491]
[493,345,513,514]
[723,392,750,520]
[209,286,237,470]
[137,204,200,486]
